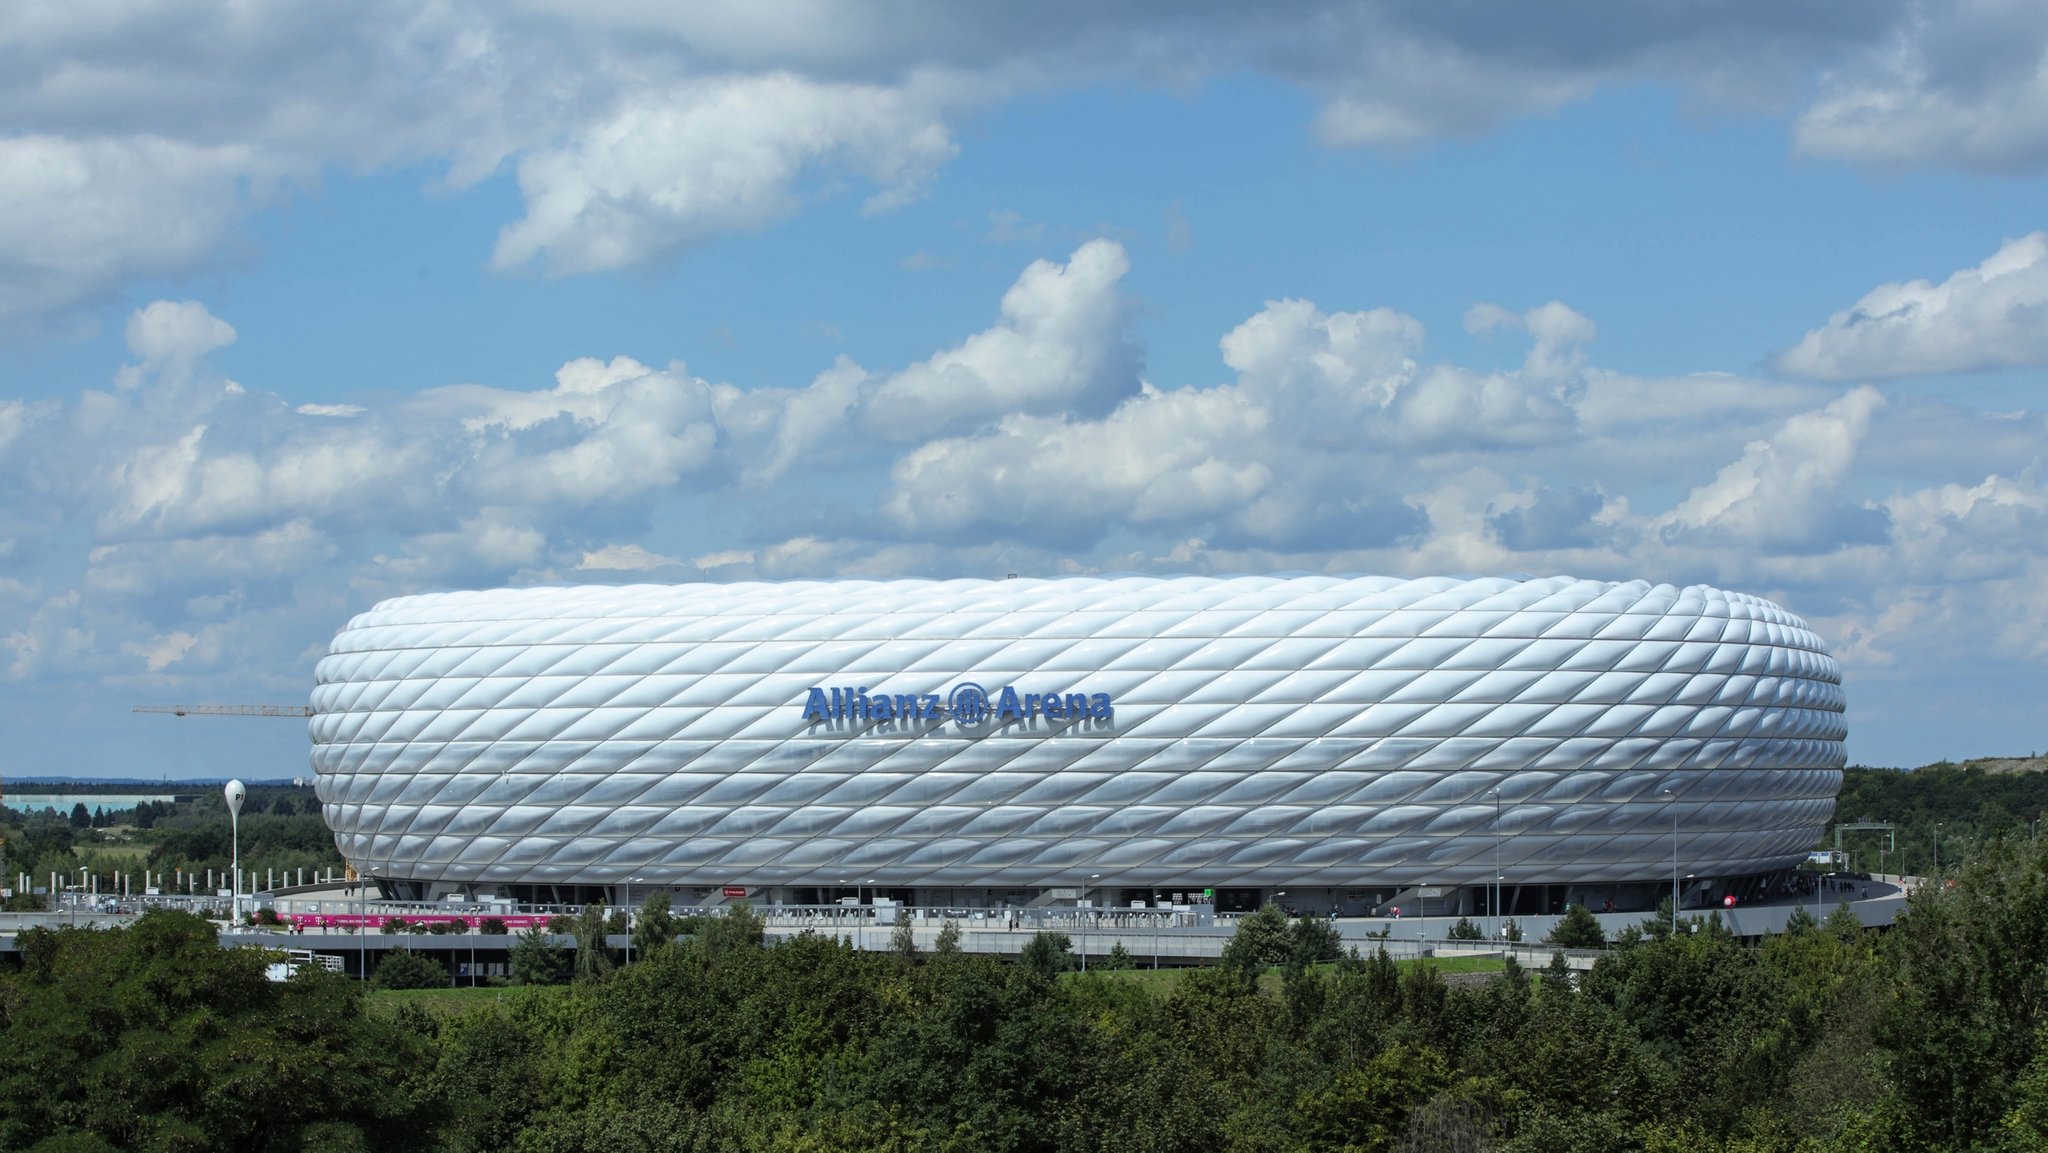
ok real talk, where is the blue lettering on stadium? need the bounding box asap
[801,681,1112,726]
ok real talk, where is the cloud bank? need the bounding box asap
[4,2,2048,325]
[1,238,2041,771]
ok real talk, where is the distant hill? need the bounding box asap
[1956,755,2048,775]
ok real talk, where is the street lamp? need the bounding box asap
[625,876,645,966]
[1082,873,1101,972]
[224,780,245,922]
[1660,787,1679,935]
[1489,787,1504,942]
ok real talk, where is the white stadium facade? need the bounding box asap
[308,575,1845,917]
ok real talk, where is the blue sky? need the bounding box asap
[3,2,2047,777]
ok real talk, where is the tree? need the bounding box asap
[0,909,434,1150]
[933,919,963,954]
[509,926,566,985]
[1220,903,1291,972]
[374,947,449,990]
[1294,1044,1452,1151]
[1878,834,2048,1147]
[1103,942,1135,970]
[1448,916,1483,940]
[631,890,674,953]
[68,803,89,829]
[1546,905,1606,949]
[1287,914,1345,971]
[890,916,918,963]
[1020,931,1073,979]
[694,900,765,956]
[572,904,614,982]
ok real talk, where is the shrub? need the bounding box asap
[381,916,410,935]
[1020,931,1073,979]
[479,917,509,936]
[511,925,568,985]
[1447,917,1483,941]
[1545,904,1607,949]
[373,946,449,990]
[1103,942,1135,970]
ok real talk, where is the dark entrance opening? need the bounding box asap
[1214,888,1262,913]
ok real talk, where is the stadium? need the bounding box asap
[308,574,1845,917]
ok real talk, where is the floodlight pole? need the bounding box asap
[224,780,245,922]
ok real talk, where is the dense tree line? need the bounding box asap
[1835,764,2048,876]
[13,837,2048,1150]
[1,785,341,902]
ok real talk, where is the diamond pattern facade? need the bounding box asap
[309,575,1844,892]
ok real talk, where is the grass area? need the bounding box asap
[1068,966,1187,994]
[366,984,566,1018]
[1412,955,1511,975]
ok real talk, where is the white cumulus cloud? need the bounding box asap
[0,136,251,328]
[5,3,2047,332]
[1774,233,2048,380]
[492,72,963,273]
[1656,386,1888,551]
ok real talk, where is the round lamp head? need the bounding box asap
[224,779,245,819]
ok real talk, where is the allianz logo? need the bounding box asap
[800,681,1115,727]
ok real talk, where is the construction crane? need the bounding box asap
[133,705,314,717]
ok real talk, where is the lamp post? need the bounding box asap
[1660,787,1679,935]
[1416,879,1427,955]
[626,876,644,967]
[1489,787,1504,942]
[1082,873,1100,972]
[224,780,245,923]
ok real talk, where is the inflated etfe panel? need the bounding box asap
[308,575,1844,890]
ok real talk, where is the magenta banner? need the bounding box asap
[286,913,556,931]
